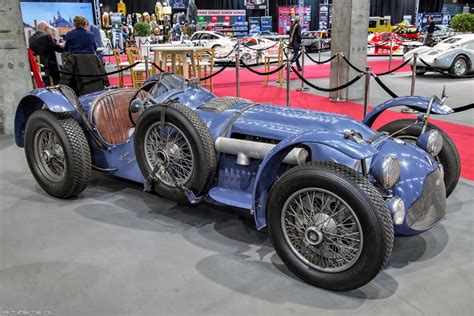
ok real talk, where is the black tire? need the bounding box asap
[378,119,460,197]
[24,110,91,198]
[267,161,394,291]
[415,66,426,75]
[134,101,217,202]
[449,55,469,77]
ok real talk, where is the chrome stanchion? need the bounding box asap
[296,46,309,92]
[318,38,322,63]
[388,35,393,72]
[410,53,418,96]
[236,39,240,97]
[363,66,371,118]
[286,48,291,107]
[332,52,342,102]
[144,54,149,79]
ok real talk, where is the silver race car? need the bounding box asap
[405,34,474,77]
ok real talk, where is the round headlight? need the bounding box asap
[380,156,401,189]
[417,130,443,156]
[386,196,405,225]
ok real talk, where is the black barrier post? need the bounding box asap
[286,48,291,107]
[297,46,309,92]
[411,53,417,96]
[236,39,240,97]
[363,66,371,118]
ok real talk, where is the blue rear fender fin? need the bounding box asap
[363,96,454,127]
[251,130,378,230]
[14,88,77,147]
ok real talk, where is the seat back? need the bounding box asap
[90,89,138,145]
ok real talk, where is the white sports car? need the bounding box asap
[214,37,280,65]
[404,34,474,77]
[185,31,234,50]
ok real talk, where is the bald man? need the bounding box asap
[29,21,64,85]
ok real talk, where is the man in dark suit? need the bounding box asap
[288,16,302,71]
[64,16,96,54]
[28,21,64,85]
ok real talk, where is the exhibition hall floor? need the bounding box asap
[0,135,473,315]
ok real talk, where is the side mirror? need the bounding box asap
[130,99,144,113]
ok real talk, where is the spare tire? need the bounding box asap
[134,101,217,202]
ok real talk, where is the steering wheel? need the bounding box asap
[128,81,157,126]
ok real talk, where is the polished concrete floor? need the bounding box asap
[0,132,473,315]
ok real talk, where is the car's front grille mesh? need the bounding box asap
[407,169,446,230]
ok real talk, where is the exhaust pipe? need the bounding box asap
[215,137,309,166]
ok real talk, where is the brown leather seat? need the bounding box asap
[90,89,139,145]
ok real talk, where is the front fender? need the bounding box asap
[14,88,77,147]
[252,130,378,230]
[363,96,454,128]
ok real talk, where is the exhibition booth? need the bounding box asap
[1,0,474,314]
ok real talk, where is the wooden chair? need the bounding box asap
[195,48,215,92]
[113,49,129,88]
[125,47,151,88]
[264,42,285,87]
[33,54,54,86]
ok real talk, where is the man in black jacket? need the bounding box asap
[425,16,436,46]
[288,16,302,71]
[29,21,64,85]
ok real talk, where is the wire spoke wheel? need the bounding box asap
[33,127,66,183]
[144,121,194,187]
[281,188,363,273]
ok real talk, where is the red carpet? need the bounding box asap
[212,84,474,181]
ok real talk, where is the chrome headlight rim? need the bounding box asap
[387,196,406,225]
[417,130,443,156]
[380,156,401,190]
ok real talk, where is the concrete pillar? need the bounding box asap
[329,0,370,101]
[0,0,32,135]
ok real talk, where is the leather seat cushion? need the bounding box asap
[91,89,139,145]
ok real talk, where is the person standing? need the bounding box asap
[64,16,96,54]
[425,16,436,46]
[288,16,302,71]
[28,21,64,85]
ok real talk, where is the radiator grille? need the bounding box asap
[407,169,446,230]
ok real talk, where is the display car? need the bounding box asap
[419,24,454,43]
[405,34,474,76]
[14,74,460,291]
[301,31,331,52]
[184,31,234,50]
[214,37,279,65]
[368,17,393,34]
[391,24,420,41]
[367,32,406,55]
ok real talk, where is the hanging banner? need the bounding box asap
[319,4,331,30]
[249,17,261,34]
[278,6,311,34]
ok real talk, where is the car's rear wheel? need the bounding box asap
[24,110,91,198]
[378,119,460,197]
[134,101,217,202]
[449,55,468,77]
[415,66,426,75]
[267,161,394,291]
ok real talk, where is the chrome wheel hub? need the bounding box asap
[281,188,363,273]
[454,59,467,76]
[33,127,66,182]
[144,122,194,187]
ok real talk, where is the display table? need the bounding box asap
[150,46,209,79]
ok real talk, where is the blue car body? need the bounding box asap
[14,74,450,236]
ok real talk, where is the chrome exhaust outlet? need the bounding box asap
[215,137,309,166]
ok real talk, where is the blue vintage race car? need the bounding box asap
[14,74,460,291]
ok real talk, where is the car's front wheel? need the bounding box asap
[24,110,91,198]
[449,55,469,77]
[267,161,394,291]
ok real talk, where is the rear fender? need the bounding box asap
[363,96,454,128]
[252,131,378,230]
[14,89,77,147]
